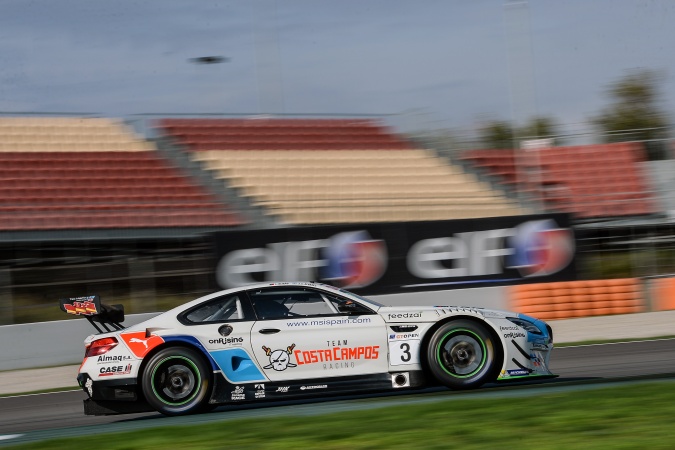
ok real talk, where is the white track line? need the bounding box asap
[0,434,23,441]
[0,389,80,400]
[561,337,675,348]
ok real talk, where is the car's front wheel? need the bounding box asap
[426,320,500,389]
[141,347,212,416]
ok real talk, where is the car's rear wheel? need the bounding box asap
[141,347,212,416]
[426,320,499,389]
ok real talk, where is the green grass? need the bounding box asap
[13,382,675,450]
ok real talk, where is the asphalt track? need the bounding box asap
[1,338,674,445]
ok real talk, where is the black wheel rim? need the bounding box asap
[436,328,487,378]
[151,356,201,406]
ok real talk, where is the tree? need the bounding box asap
[592,69,669,157]
[479,117,557,149]
[519,116,557,141]
[479,120,514,148]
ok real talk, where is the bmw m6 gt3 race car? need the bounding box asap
[61,282,554,416]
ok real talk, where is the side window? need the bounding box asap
[182,294,249,324]
[324,293,376,315]
[249,288,335,320]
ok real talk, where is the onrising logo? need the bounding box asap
[507,220,575,277]
[208,337,244,345]
[320,231,388,288]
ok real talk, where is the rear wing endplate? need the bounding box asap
[59,295,125,333]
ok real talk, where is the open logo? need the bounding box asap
[507,219,575,277]
[320,231,387,288]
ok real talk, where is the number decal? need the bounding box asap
[400,343,411,362]
[389,339,420,366]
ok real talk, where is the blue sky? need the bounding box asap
[0,0,673,135]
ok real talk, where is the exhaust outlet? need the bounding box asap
[391,372,410,388]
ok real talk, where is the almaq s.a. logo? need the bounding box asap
[507,220,575,277]
[320,231,388,288]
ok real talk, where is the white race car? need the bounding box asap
[61,282,554,416]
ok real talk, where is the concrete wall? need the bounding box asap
[0,313,158,371]
[0,287,508,371]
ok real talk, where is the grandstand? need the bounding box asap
[158,118,526,224]
[459,142,657,219]
[0,114,673,325]
[0,117,244,231]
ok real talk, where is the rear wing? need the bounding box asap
[59,295,125,333]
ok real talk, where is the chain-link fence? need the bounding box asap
[0,237,218,325]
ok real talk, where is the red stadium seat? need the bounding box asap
[0,122,247,231]
[461,143,658,218]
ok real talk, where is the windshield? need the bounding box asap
[338,288,384,309]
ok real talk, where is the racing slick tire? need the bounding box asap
[141,347,212,416]
[426,319,500,390]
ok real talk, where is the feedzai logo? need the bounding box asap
[387,312,422,320]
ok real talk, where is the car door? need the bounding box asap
[248,286,388,382]
[177,292,265,384]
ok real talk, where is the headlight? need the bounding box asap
[506,317,543,335]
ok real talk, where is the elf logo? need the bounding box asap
[507,219,575,277]
[407,219,574,279]
[216,231,387,289]
[320,231,388,288]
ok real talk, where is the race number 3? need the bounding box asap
[389,339,420,366]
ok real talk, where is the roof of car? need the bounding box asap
[246,281,340,290]
[165,281,346,314]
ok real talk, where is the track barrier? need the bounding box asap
[508,278,645,320]
[648,277,675,312]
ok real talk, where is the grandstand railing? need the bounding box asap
[124,112,406,140]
